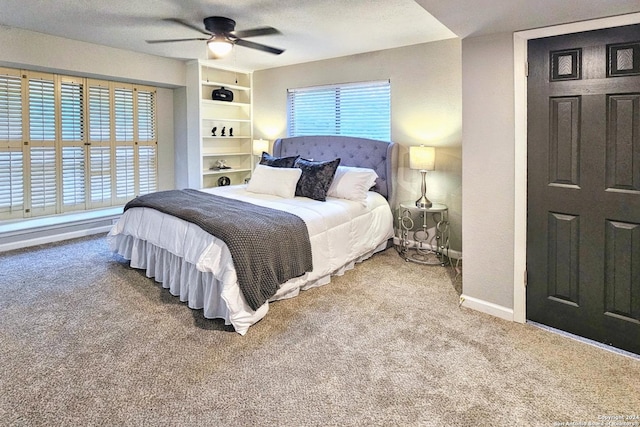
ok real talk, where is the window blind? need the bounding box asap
[287,80,391,141]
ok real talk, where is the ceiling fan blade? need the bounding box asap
[163,18,211,36]
[235,38,284,55]
[233,26,280,39]
[146,37,210,44]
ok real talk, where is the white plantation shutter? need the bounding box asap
[136,87,157,195]
[60,78,86,210]
[115,146,134,199]
[0,70,22,141]
[0,69,157,220]
[88,84,110,141]
[29,146,57,215]
[0,151,24,217]
[28,77,56,141]
[0,69,24,218]
[28,73,57,216]
[87,82,112,208]
[138,145,157,195]
[61,146,85,207]
[89,146,111,204]
[60,80,84,141]
[137,89,156,141]
[287,80,391,141]
[114,86,135,203]
[114,86,134,142]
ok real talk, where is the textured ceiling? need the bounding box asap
[0,0,638,71]
[0,0,455,71]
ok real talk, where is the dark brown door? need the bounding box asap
[527,24,640,354]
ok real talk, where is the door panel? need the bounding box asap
[527,24,640,354]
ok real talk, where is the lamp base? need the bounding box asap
[415,196,432,209]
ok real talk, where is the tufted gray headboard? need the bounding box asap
[272,136,398,206]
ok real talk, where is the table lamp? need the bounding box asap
[252,139,269,165]
[409,145,435,208]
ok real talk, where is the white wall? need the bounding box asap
[0,26,185,87]
[253,39,463,251]
[461,33,516,314]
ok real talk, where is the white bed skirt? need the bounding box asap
[111,233,387,335]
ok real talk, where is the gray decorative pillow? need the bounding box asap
[260,152,299,168]
[294,158,341,201]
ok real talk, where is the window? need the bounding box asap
[287,80,391,141]
[0,67,157,221]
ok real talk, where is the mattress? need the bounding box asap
[107,185,394,334]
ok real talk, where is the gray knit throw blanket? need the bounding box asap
[124,189,313,311]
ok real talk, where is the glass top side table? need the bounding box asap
[396,202,450,266]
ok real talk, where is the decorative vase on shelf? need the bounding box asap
[212,87,233,102]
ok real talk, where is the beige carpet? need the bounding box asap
[1,234,638,426]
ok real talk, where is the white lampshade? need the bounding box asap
[409,145,435,171]
[252,139,269,156]
[207,37,234,58]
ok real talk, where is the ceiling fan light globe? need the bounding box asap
[207,39,233,58]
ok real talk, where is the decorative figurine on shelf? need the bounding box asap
[216,159,231,169]
[221,126,226,137]
[229,127,233,137]
[211,126,217,136]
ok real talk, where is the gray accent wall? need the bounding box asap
[461,32,516,311]
[253,39,463,252]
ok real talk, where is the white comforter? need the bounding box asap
[107,185,394,334]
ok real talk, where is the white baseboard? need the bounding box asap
[459,294,514,322]
[0,208,121,252]
[0,226,113,252]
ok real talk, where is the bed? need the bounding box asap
[108,135,398,335]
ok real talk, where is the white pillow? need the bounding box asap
[327,166,378,205]
[246,164,302,198]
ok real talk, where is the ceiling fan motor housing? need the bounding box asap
[204,16,236,34]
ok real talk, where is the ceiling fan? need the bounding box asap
[146,16,285,58]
